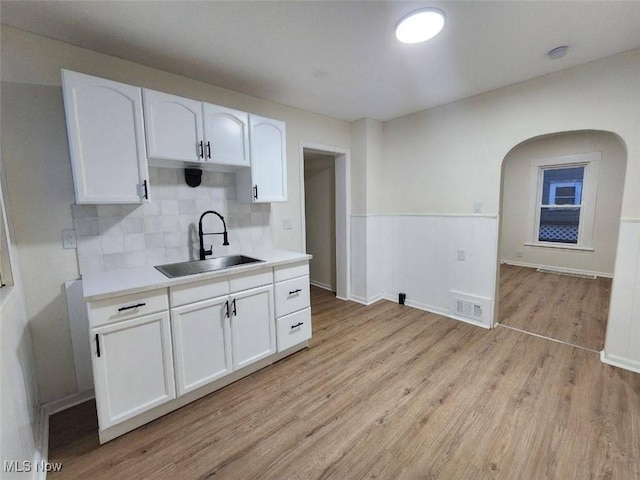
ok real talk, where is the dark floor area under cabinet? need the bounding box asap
[48,286,640,479]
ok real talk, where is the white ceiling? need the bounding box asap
[3,1,640,122]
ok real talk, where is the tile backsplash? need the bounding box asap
[72,167,272,275]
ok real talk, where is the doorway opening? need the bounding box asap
[300,143,350,301]
[496,130,627,351]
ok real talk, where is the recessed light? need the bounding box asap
[395,8,445,44]
[547,46,569,60]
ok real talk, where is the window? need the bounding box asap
[527,152,600,250]
[538,166,584,244]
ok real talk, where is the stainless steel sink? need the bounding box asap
[155,255,264,278]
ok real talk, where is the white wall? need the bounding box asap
[378,49,640,368]
[0,25,351,403]
[380,51,640,216]
[500,131,626,276]
[304,155,336,290]
[0,152,41,477]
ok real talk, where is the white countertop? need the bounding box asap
[82,249,311,301]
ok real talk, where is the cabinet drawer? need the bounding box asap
[229,268,273,293]
[274,261,309,283]
[275,275,310,318]
[88,289,168,327]
[170,277,229,307]
[276,308,311,352]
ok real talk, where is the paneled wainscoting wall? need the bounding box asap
[602,219,640,373]
[351,214,499,329]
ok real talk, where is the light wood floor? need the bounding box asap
[49,287,640,479]
[498,264,611,351]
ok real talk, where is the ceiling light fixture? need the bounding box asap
[395,8,445,44]
[547,45,569,60]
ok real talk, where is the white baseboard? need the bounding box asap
[309,280,335,292]
[350,293,385,306]
[382,295,492,330]
[501,259,613,279]
[35,389,95,480]
[600,350,640,374]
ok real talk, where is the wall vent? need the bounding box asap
[449,291,492,327]
[536,268,596,279]
[455,299,483,319]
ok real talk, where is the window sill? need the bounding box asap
[524,242,594,252]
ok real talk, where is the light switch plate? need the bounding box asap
[283,217,293,230]
[457,249,466,261]
[473,200,483,213]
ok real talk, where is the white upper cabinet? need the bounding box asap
[203,104,250,167]
[144,90,250,167]
[236,115,287,203]
[143,89,203,163]
[61,70,149,204]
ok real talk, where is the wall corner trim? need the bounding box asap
[600,350,640,374]
[35,389,95,480]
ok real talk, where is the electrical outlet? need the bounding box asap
[62,229,76,249]
[457,249,466,261]
[515,250,523,258]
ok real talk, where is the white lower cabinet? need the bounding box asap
[170,270,275,396]
[87,260,309,442]
[276,308,312,352]
[230,284,276,370]
[274,262,312,352]
[171,295,232,396]
[91,311,175,430]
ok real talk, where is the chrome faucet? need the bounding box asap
[198,210,229,260]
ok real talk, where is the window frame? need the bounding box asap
[526,152,600,251]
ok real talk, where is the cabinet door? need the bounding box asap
[143,89,203,163]
[91,311,175,430]
[202,104,250,167]
[61,70,149,204]
[171,295,233,396]
[237,115,287,203]
[230,285,276,370]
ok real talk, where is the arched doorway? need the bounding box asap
[496,130,627,351]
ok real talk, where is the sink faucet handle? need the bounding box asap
[204,245,213,256]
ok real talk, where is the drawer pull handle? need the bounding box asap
[232,298,237,316]
[225,300,230,318]
[118,302,146,312]
[95,334,101,357]
[291,322,304,329]
[289,289,302,295]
